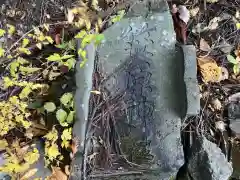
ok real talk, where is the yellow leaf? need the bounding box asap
[46,36,54,44]
[47,144,60,160]
[61,128,72,141]
[85,19,91,30]
[7,24,15,35]
[236,23,240,30]
[0,48,5,57]
[91,90,101,95]
[0,29,6,37]
[43,24,50,31]
[0,140,8,151]
[18,47,31,55]
[24,148,39,164]
[20,168,38,180]
[22,38,30,47]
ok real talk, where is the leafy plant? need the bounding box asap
[227,55,240,75]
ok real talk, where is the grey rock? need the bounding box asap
[228,102,240,134]
[96,0,185,179]
[187,137,233,180]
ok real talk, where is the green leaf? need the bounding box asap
[44,102,56,112]
[0,29,6,37]
[55,43,68,49]
[60,93,73,106]
[61,54,74,60]
[95,34,105,45]
[66,111,75,123]
[19,66,41,74]
[22,38,30,47]
[45,36,54,44]
[111,10,125,23]
[227,55,238,64]
[75,30,87,39]
[64,58,76,69]
[0,48,5,57]
[46,53,61,61]
[78,48,86,58]
[233,64,240,75]
[27,100,43,109]
[56,109,67,123]
[81,34,95,48]
[18,47,31,55]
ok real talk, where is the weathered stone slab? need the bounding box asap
[96,0,185,179]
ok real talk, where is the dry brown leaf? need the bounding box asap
[200,38,211,52]
[49,166,68,180]
[20,168,38,180]
[65,165,70,176]
[198,57,222,83]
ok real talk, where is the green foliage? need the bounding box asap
[60,93,73,107]
[227,55,240,75]
[110,10,125,23]
[44,102,56,112]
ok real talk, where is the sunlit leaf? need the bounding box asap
[0,29,6,37]
[66,111,75,123]
[85,19,91,30]
[56,109,67,123]
[19,86,32,99]
[18,47,31,55]
[46,36,54,44]
[46,53,61,61]
[0,140,8,151]
[95,34,104,45]
[233,64,240,75]
[36,43,42,49]
[91,90,101,95]
[81,34,95,48]
[22,38,30,47]
[47,144,60,160]
[227,55,238,64]
[19,66,41,74]
[61,54,74,60]
[61,128,72,140]
[111,10,125,23]
[60,93,73,106]
[20,168,38,180]
[64,58,76,69]
[7,24,15,35]
[78,48,86,58]
[75,30,87,39]
[237,23,240,30]
[44,102,56,112]
[43,24,50,31]
[0,48,5,57]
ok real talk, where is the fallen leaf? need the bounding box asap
[207,17,221,30]
[49,166,68,180]
[198,57,222,83]
[218,67,229,81]
[55,34,61,45]
[20,168,38,180]
[200,38,211,52]
[65,165,70,175]
[219,40,233,54]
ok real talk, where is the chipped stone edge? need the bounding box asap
[181,45,200,116]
